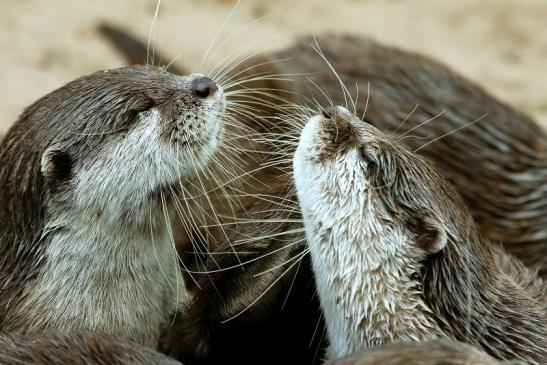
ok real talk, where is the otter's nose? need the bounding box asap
[192,76,218,99]
[321,106,338,120]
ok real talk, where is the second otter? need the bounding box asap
[293,106,546,364]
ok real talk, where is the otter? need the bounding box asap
[326,340,513,365]
[275,34,547,276]
[97,26,546,363]
[0,65,225,348]
[99,26,546,277]
[0,332,182,365]
[293,105,546,363]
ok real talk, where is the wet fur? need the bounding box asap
[274,35,547,276]
[172,178,326,365]
[100,26,546,275]
[294,107,546,363]
[327,340,509,365]
[99,26,546,362]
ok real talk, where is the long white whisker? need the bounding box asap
[146,0,162,66]
[414,113,488,152]
[200,0,242,71]
[220,248,310,323]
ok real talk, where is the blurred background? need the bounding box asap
[1,0,546,134]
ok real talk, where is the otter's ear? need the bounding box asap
[41,145,73,186]
[407,212,447,255]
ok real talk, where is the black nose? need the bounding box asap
[321,106,338,120]
[192,76,218,98]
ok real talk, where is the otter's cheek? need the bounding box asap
[298,116,322,147]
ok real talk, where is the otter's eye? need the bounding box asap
[133,97,156,113]
[123,97,156,126]
[358,146,375,167]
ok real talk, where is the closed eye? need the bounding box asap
[358,146,379,171]
[358,146,370,163]
[120,96,157,129]
[132,97,156,113]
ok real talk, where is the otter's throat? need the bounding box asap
[12,220,182,347]
[303,209,444,358]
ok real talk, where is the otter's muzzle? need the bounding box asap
[191,76,219,99]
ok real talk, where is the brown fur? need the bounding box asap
[0,65,222,346]
[0,332,181,365]
[326,340,512,365]
[172,177,326,365]
[274,35,547,276]
[295,108,546,363]
[1,66,167,328]
[99,26,546,363]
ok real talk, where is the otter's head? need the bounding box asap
[294,106,473,258]
[0,65,225,241]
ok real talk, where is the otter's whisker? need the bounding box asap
[199,0,242,71]
[360,81,371,121]
[391,103,420,135]
[311,36,355,114]
[414,113,488,152]
[185,240,303,275]
[305,76,334,108]
[254,246,309,278]
[396,109,446,140]
[206,5,287,74]
[146,0,162,67]
[220,247,309,324]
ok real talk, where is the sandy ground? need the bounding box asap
[1,0,546,134]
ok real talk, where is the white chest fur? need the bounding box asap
[19,222,183,348]
[293,116,444,358]
[301,197,444,358]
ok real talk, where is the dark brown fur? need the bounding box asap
[101,25,546,276]
[0,332,181,365]
[171,178,326,365]
[0,65,222,345]
[326,340,511,365]
[0,66,173,328]
[275,35,547,276]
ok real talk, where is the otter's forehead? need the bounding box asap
[294,106,446,205]
[297,106,384,164]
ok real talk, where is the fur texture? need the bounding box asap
[293,107,546,363]
[0,66,224,347]
[0,332,181,365]
[99,26,547,362]
[327,340,509,365]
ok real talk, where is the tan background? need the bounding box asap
[1,0,546,134]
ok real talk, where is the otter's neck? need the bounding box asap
[14,213,181,347]
[302,210,444,358]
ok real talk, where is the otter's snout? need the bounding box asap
[321,106,339,120]
[312,105,359,157]
[320,106,353,141]
[191,76,219,99]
